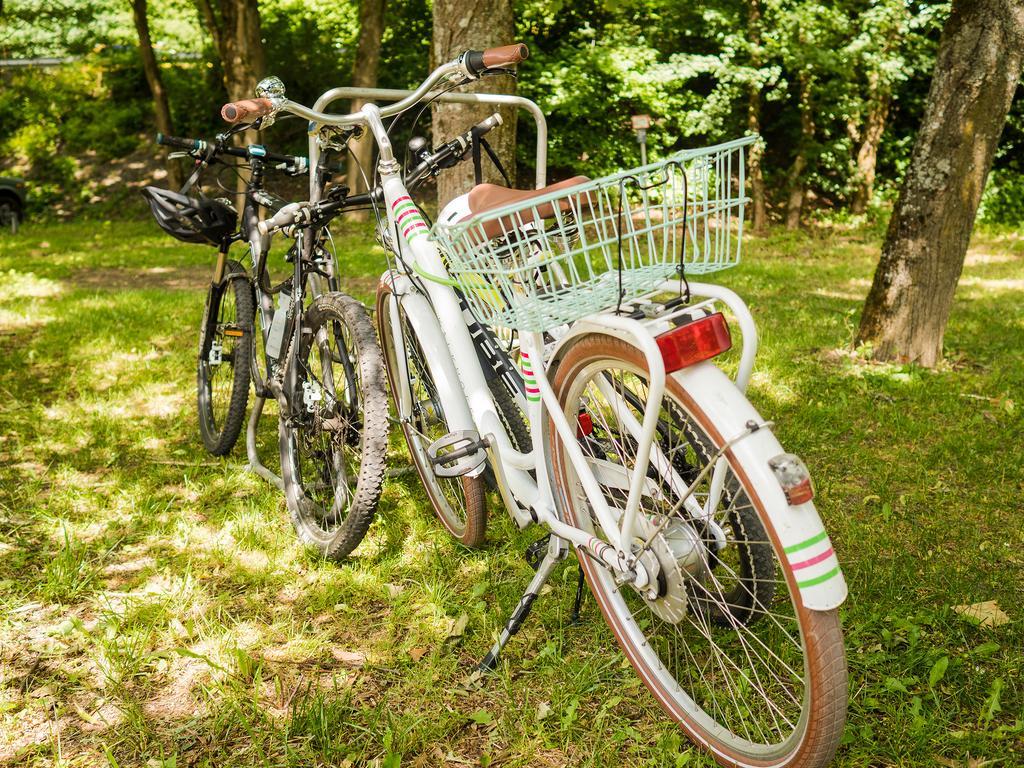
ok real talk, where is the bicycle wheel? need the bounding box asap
[278,292,388,559]
[549,334,847,768]
[376,281,487,547]
[197,260,253,455]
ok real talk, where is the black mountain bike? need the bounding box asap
[144,127,389,559]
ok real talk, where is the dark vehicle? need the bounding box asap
[0,177,26,234]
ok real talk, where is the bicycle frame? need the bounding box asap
[268,72,845,614]
[360,99,725,589]
[237,157,338,490]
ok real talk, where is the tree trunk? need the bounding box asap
[857,0,1024,366]
[850,74,891,214]
[346,0,387,217]
[131,0,182,189]
[432,0,517,209]
[785,71,814,230]
[748,92,767,232]
[196,0,265,103]
[746,0,767,233]
[195,0,266,195]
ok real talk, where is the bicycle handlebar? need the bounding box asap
[256,111,504,238]
[404,112,503,187]
[157,133,208,151]
[220,97,275,123]
[155,132,307,173]
[464,43,529,76]
[220,43,529,127]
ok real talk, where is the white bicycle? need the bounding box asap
[224,43,849,768]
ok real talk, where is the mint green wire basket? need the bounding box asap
[429,135,755,332]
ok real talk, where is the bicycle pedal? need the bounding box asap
[524,534,551,571]
[426,430,488,478]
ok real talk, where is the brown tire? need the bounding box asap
[376,279,487,547]
[549,333,847,768]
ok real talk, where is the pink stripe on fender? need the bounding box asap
[391,195,413,209]
[402,221,428,237]
[791,547,835,571]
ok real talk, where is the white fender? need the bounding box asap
[673,361,848,611]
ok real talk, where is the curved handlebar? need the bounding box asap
[221,97,275,124]
[221,44,529,128]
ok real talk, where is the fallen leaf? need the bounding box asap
[385,583,404,598]
[446,612,469,640]
[536,700,552,721]
[331,649,367,667]
[409,647,427,662]
[455,669,484,695]
[952,601,1010,628]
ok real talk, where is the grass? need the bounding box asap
[0,218,1022,767]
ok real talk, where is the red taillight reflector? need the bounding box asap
[656,312,732,373]
[577,411,593,438]
[783,477,815,505]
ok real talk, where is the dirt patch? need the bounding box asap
[74,266,212,292]
[73,267,381,298]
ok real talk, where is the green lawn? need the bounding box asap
[0,219,1021,767]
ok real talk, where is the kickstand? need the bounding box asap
[569,564,586,625]
[479,534,567,672]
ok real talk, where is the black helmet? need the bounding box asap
[141,186,237,245]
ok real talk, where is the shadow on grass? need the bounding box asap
[0,223,1021,766]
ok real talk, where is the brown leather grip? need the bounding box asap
[221,98,274,124]
[482,43,529,68]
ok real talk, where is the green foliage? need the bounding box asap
[0,0,1018,226]
[0,56,150,212]
[979,169,1024,225]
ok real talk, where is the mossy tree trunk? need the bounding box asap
[431,0,517,209]
[346,0,387,211]
[857,0,1024,366]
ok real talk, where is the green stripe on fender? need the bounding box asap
[784,530,828,555]
[797,566,841,589]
